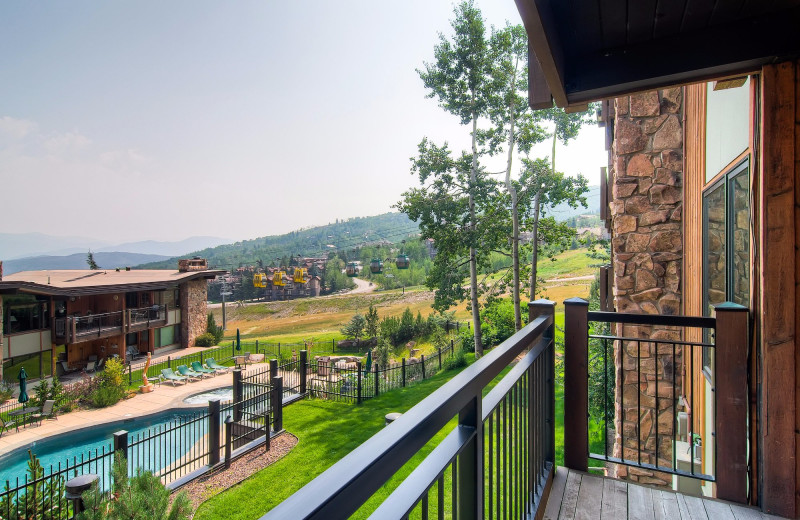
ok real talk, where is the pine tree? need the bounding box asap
[86,251,99,270]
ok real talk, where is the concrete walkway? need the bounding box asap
[0,366,245,455]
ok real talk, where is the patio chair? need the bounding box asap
[205,358,230,372]
[85,361,96,373]
[177,365,202,381]
[59,361,77,375]
[161,368,187,386]
[191,361,216,377]
[96,357,105,371]
[0,416,18,437]
[33,400,57,425]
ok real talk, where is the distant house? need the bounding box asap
[0,258,224,381]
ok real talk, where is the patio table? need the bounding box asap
[8,406,41,430]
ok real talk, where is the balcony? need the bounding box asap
[260,299,762,519]
[53,304,168,344]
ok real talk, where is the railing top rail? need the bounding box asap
[587,310,716,329]
[69,310,124,321]
[262,312,553,520]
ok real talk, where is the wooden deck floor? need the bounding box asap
[543,468,781,520]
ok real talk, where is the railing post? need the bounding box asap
[530,299,557,479]
[564,297,589,472]
[255,339,259,354]
[128,363,132,385]
[113,430,129,459]
[458,394,483,519]
[270,359,278,381]
[208,399,221,466]
[300,350,308,395]
[438,348,442,370]
[263,392,271,453]
[374,364,380,397]
[233,369,243,422]
[200,351,204,364]
[357,361,362,404]
[421,354,425,379]
[278,342,281,359]
[332,338,335,353]
[714,302,748,504]
[271,376,283,432]
[401,358,406,387]
[167,356,171,369]
[224,416,233,469]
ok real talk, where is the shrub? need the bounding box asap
[0,380,13,404]
[195,333,216,347]
[480,298,518,348]
[373,337,391,370]
[206,313,224,344]
[341,314,366,343]
[443,347,467,371]
[90,358,126,408]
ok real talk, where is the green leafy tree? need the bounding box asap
[340,314,366,344]
[365,304,379,338]
[408,0,503,357]
[521,157,589,299]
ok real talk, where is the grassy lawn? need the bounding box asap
[194,358,485,520]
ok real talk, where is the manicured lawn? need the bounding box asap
[194,361,479,520]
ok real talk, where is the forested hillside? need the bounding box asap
[138,213,418,270]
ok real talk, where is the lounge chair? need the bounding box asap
[0,416,17,437]
[205,358,230,372]
[177,365,202,381]
[96,357,105,371]
[191,361,216,377]
[85,361,96,373]
[161,368,187,386]
[59,361,77,375]
[33,400,57,425]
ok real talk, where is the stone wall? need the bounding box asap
[180,279,208,348]
[609,88,684,485]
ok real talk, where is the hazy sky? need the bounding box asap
[0,1,606,243]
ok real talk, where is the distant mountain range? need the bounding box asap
[2,252,172,275]
[0,234,231,261]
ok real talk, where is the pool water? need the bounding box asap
[183,386,233,404]
[0,408,207,486]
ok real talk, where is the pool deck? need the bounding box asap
[0,367,241,455]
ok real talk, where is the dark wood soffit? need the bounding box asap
[517,1,800,107]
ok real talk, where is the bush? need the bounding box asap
[195,333,216,347]
[90,358,126,408]
[480,298,518,348]
[443,347,467,371]
[0,380,13,404]
[206,313,224,345]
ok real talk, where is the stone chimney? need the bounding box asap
[178,257,208,272]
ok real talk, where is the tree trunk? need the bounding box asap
[470,114,483,357]
[529,191,541,301]
[503,97,522,331]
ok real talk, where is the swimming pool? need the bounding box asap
[183,386,233,404]
[0,408,209,486]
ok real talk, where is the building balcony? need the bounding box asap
[53,304,168,344]
[260,299,767,519]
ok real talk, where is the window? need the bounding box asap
[705,78,750,182]
[3,295,48,334]
[702,159,750,372]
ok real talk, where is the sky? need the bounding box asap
[0,1,606,244]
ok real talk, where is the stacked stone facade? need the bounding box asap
[180,279,208,348]
[609,89,684,485]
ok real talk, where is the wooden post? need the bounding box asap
[564,297,589,472]
[714,302,748,504]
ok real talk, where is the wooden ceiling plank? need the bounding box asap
[680,0,716,32]
[739,0,776,17]
[599,0,627,48]
[627,0,658,44]
[653,0,689,39]
[568,0,603,57]
[709,0,746,25]
[514,0,569,107]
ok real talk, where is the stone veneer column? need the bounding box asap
[180,279,208,348]
[610,88,684,485]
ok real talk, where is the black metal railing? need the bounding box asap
[127,304,168,328]
[1,369,279,519]
[261,300,555,520]
[563,298,749,504]
[55,311,125,343]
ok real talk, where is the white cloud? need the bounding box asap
[0,116,38,140]
[43,131,92,155]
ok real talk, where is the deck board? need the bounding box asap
[558,470,583,520]
[574,474,604,520]
[544,466,569,520]
[538,469,783,520]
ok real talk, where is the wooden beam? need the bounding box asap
[563,298,589,471]
[759,60,797,518]
[528,41,553,109]
[514,0,568,107]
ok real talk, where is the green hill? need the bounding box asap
[137,213,419,270]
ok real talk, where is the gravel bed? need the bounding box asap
[175,432,298,515]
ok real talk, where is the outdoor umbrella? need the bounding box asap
[18,367,29,404]
[364,350,372,377]
[236,329,241,351]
